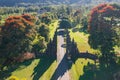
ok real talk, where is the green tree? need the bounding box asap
[32,35,47,53]
[0,14,37,69]
[88,4,120,67]
[60,19,71,29]
[41,13,51,25]
[81,17,88,31]
[37,23,50,42]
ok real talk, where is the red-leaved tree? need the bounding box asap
[0,14,37,66]
[88,3,120,67]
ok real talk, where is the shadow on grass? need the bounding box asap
[0,59,33,80]
[66,32,98,63]
[65,29,120,80]
[79,63,120,80]
[79,28,88,34]
[51,53,72,80]
[72,28,79,33]
[31,28,57,80]
[31,56,55,80]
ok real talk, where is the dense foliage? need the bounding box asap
[0,13,53,69]
[88,3,120,67]
[60,19,71,28]
[0,0,119,7]
[0,14,36,56]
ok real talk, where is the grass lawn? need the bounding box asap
[6,57,57,80]
[69,59,94,80]
[69,29,99,54]
[69,28,97,80]
[49,20,58,39]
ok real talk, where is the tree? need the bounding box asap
[72,9,83,27]
[88,3,120,67]
[40,13,51,25]
[0,14,37,69]
[37,23,50,42]
[60,19,71,29]
[32,35,47,53]
[81,16,88,32]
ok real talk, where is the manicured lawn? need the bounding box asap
[49,20,58,39]
[6,57,57,80]
[69,58,94,80]
[69,29,99,54]
[69,28,97,80]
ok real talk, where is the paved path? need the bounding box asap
[52,29,70,80]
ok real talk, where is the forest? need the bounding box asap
[0,0,120,80]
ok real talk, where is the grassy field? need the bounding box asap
[69,27,120,80]
[6,58,57,80]
[49,20,58,39]
[69,29,98,54]
[69,59,94,80]
[69,28,97,80]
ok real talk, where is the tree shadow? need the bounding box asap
[51,53,72,80]
[66,30,98,63]
[72,27,79,33]
[31,29,57,80]
[50,29,73,80]
[0,29,58,80]
[79,28,88,34]
[65,29,120,80]
[79,62,120,80]
[57,30,66,35]
[36,29,57,58]
[61,44,67,48]
[31,56,55,80]
[0,59,33,79]
[57,29,67,37]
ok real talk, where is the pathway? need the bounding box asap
[52,29,70,80]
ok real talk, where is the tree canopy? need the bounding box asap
[88,3,120,67]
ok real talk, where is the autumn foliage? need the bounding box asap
[91,4,114,13]
[0,14,37,63]
[5,14,35,27]
[88,4,120,66]
[89,4,115,24]
[41,13,51,24]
